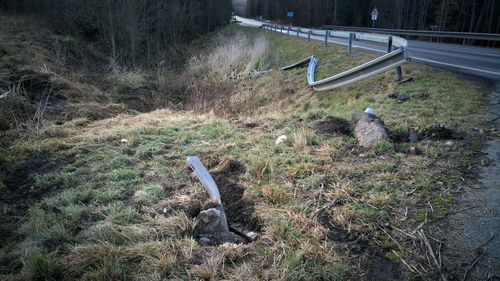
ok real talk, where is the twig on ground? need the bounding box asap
[392,249,422,275]
[449,206,479,215]
[461,250,483,281]
[391,225,417,239]
[413,215,428,234]
[400,206,408,221]
[418,229,447,281]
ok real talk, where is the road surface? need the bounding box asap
[236,16,500,82]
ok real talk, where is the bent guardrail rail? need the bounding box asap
[261,23,410,91]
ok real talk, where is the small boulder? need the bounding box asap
[351,112,388,148]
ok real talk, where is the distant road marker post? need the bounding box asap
[371,7,379,28]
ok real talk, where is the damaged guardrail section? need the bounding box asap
[260,23,410,91]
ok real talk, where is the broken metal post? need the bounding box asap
[187,156,229,232]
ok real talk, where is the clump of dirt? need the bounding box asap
[390,127,418,143]
[211,157,246,177]
[419,124,462,140]
[314,116,351,136]
[388,91,429,104]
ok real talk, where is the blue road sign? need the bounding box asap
[287,11,294,18]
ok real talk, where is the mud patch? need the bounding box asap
[314,116,351,136]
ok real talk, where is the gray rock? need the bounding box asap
[195,208,227,234]
[194,208,246,245]
[351,112,389,148]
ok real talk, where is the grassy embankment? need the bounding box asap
[0,17,490,280]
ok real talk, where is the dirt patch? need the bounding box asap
[191,158,261,246]
[314,116,351,136]
[419,124,462,140]
[317,210,403,280]
[0,151,73,244]
[388,91,429,103]
[213,171,261,231]
[3,151,67,191]
[211,157,246,178]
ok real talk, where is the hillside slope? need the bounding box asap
[0,15,495,281]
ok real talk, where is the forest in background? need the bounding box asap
[0,0,233,67]
[245,0,500,34]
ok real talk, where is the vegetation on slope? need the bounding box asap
[0,18,493,281]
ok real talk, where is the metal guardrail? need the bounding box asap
[261,23,410,90]
[322,25,500,42]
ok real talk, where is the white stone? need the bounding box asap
[275,135,288,144]
[364,108,375,115]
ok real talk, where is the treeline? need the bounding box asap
[0,0,233,66]
[246,0,500,34]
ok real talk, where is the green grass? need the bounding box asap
[0,21,489,281]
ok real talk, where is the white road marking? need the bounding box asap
[411,57,500,77]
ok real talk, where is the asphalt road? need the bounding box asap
[236,16,500,82]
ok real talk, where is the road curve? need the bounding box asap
[236,16,500,82]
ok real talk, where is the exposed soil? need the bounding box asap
[314,116,351,136]
[419,124,462,140]
[388,91,429,103]
[0,151,73,244]
[213,169,262,231]
[317,210,404,281]
[192,158,261,245]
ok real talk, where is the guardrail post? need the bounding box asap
[297,29,300,37]
[308,30,311,41]
[387,36,393,53]
[395,57,403,81]
[386,36,403,81]
[281,26,283,34]
[324,31,329,46]
[348,33,354,55]
[287,26,290,35]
